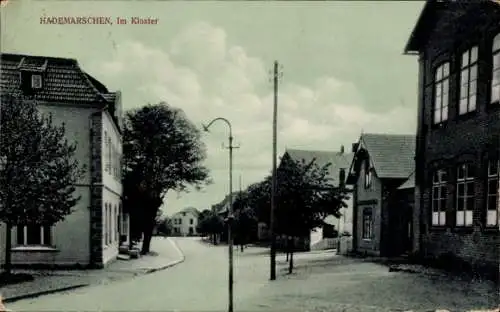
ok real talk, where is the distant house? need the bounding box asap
[171,207,201,236]
[280,146,354,251]
[404,0,500,275]
[347,133,416,257]
[0,53,128,269]
[214,192,243,242]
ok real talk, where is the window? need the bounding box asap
[190,219,193,225]
[432,169,448,226]
[189,227,193,234]
[114,205,118,242]
[433,62,450,124]
[491,33,500,104]
[118,154,123,179]
[459,46,478,115]
[104,203,109,245]
[178,218,182,225]
[108,204,112,244]
[364,162,372,189]
[107,137,112,174]
[456,164,475,226]
[31,74,42,89]
[117,211,121,240]
[362,209,373,240]
[16,225,52,246]
[486,159,499,227]
[104,132,110,173]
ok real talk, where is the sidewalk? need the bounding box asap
[1,236,184,303]
[238,247,499,312]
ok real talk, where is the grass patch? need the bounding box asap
[0,272,34,286]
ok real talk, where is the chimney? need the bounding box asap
[340,145,345,154]
[339,168,346,189]
[352,143,359,153]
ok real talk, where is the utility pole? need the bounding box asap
[269,60,282,281]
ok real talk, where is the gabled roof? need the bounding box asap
[0,53,113,105]
[178,207,200,218]
[215,191,243,214]
[398,171,415,190]
[404,0,500,54]
[172,207,201,218]
[284,149,354,187]
[352,133,416,180]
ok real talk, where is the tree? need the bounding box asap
[233,205,258,251]
[241,180,272,225]
[196,209,224,244]
[0,94,85,274]
[238,154,350,274]
[156,217,172,236]
[122,103,211,254]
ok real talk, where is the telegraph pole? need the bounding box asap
[269,60,282,281]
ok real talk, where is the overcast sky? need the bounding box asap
[2,0,424,216]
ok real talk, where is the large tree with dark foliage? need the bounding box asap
[233,205,258,251]
[196,209,224,244]
[122,103,210,254]
[0,94,85,274]
[239,155,350,274]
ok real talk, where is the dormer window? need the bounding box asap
[31,74,42,89]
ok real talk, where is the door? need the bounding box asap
[403,204,413,254]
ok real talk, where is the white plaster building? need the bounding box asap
[0,53,128,269]
[171,207,200,236]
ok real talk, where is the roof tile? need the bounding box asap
[0,53,111,105]
[360,133,416,179]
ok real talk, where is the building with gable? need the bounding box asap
[347,133,416,257]
[171,207,201,236]
[0,53,128,269]
[404,0,499,276]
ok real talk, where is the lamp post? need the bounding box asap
[202,117,237,312]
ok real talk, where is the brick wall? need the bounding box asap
[89,112,104,268]
[415,2,500,275]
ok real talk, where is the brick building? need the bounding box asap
[0,53,128,269]
[404,0,500,276]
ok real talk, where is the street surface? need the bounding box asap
[8,237,499,312]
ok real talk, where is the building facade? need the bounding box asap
[0,53,128,269]
[171,207,200,236]
[405,0,500,275]
[347,133,416,257]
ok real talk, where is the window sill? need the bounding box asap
[452,226,474,234]
[430,121,448,130]
[456,110,478,121]
[11,246,59,252]
[483,226,499,233]
[487,102,499,113]
[429,226,447,232]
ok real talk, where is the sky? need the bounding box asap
[1,0,424,216]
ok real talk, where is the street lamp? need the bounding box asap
[202,117,237,312]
